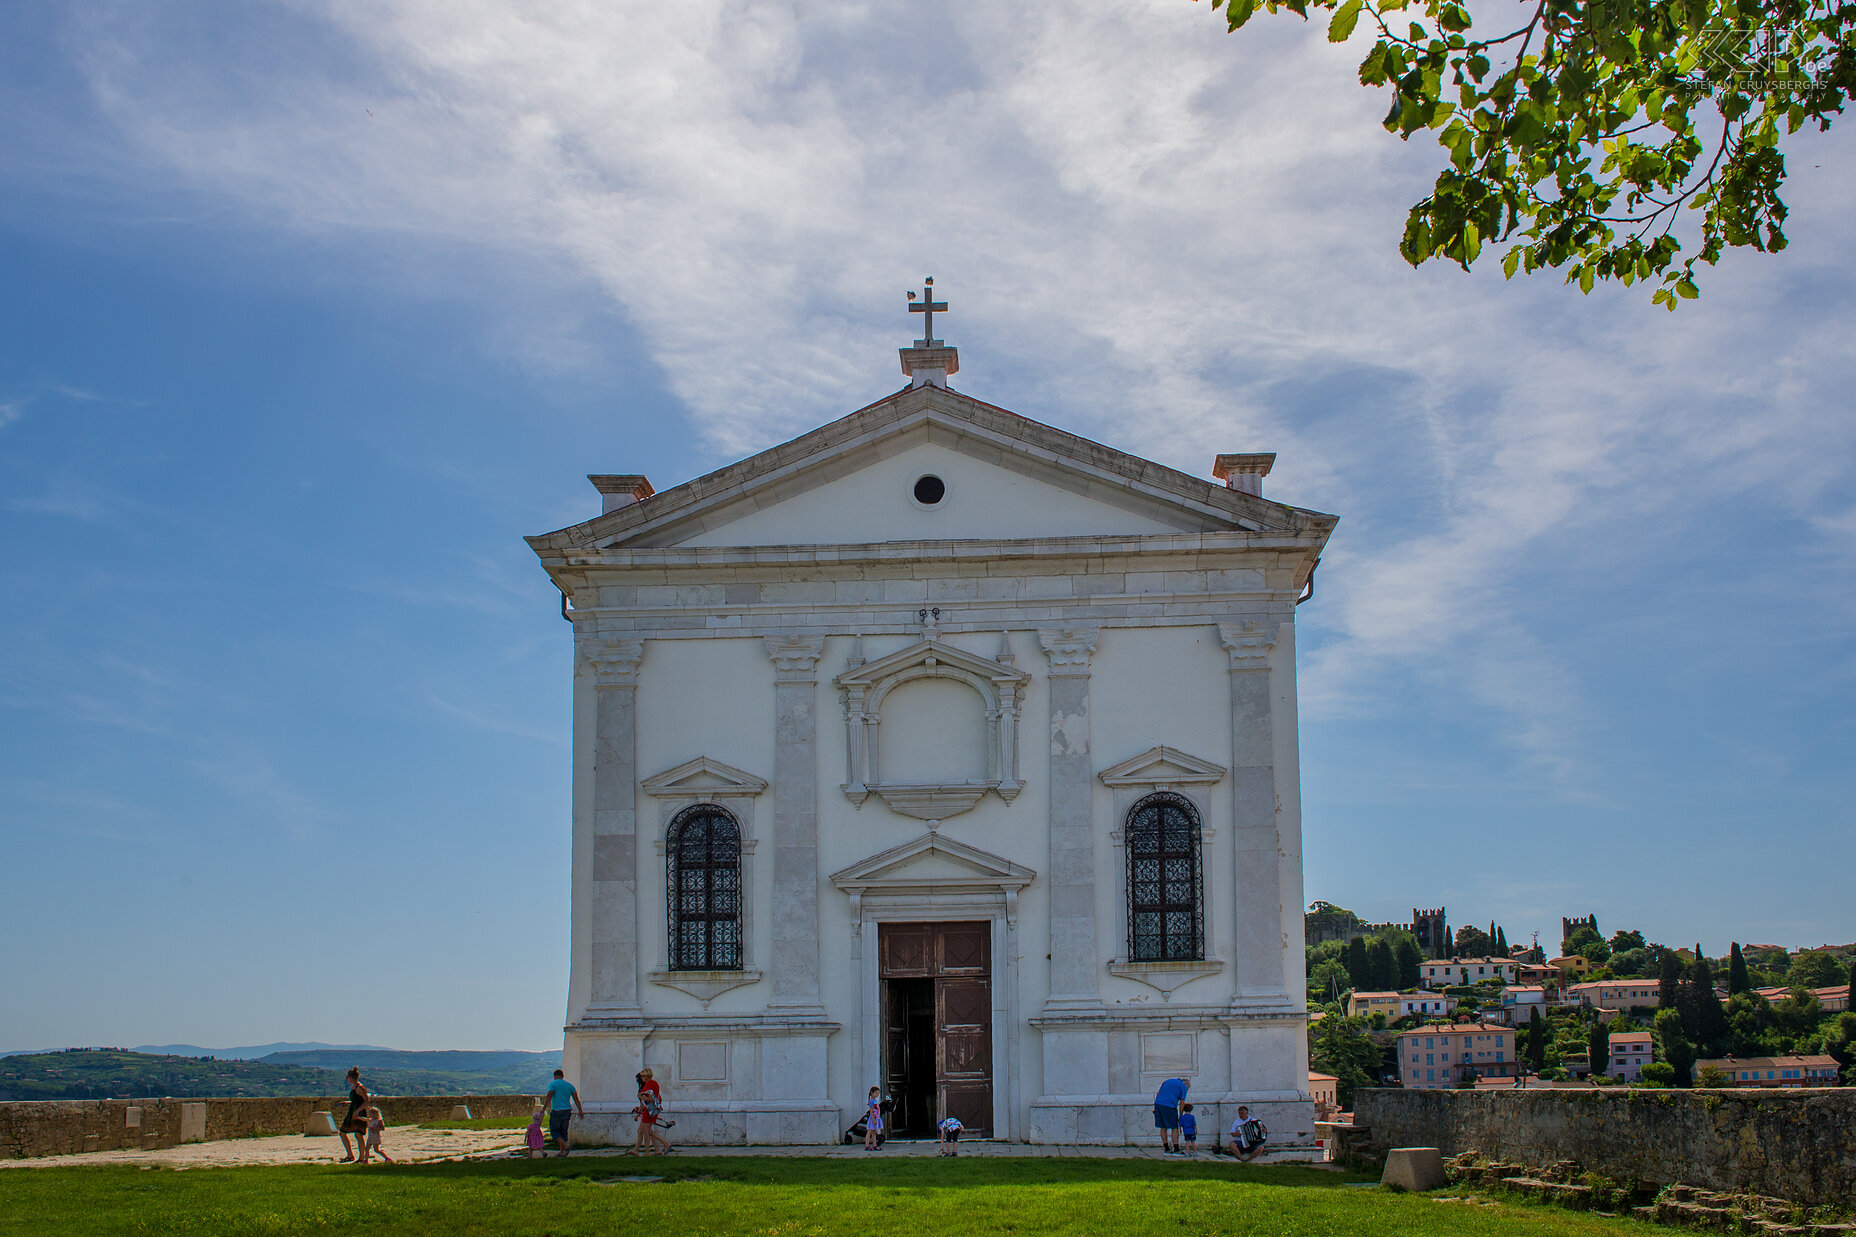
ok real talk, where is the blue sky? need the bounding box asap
[2,2,1852,1053]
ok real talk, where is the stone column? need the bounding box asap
[1038,627,1100,1009]
[1219,621,1285,1006]
[766,634,826,1011]
[586,637,645,1014]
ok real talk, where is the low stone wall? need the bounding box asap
[1353,1087,1856,1208]
[0,1094,541,1160]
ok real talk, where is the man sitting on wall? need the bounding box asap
[1227,1105,1267,1162]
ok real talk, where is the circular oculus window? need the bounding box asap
[912,474,947,507]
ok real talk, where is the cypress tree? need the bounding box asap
[1346,936,1369,990]
[1659,951,1683,1009]
[1588,1021,1610,1080]
[1688,953,1728,1052]
[1368,938,1397,991]
[1393,937,1422,990]
[1728,942,1750,995]
[1495,926,1508,954]
[1527,1006,1546,1072]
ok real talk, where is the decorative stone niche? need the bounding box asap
[835,636,1028,820]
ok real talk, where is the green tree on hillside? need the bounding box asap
[1311,958,1353,1003]
[1588,1021,1610,1079]
[1347,936,1370,989]
[1659,952,1684,1009]
[1204,0,1856,306]
[1494,925,1507,954]
[1527,1006,1547,1073]
[1393,936,1423,989]
[1685,954,1730,1053]
[1655,1008,1697,1087]
[1728,942,1750,994]
[1455,924,1493,958]
[1789,949,1845,989]
[1368,937,1399,990]
[1310,1015,1387,1107]
[1610,929,1646,953]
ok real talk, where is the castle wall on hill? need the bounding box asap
[1354,1087,1856,1208]
[0,1094,539,1159]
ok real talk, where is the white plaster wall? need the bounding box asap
[634,637,777,1017]
[677,442,1189,547]
[1086,625,1235,1008]
[1270,622,1310,1013]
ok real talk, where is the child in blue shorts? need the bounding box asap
[1180,1103,1198,1154]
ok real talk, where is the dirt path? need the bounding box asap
[1,1125,525,1170]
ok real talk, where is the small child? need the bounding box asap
[525,1110,546,1159]
[364,1106,394,1164]
[863,1087,883,1150]
[937,1115,964,1156]
[1180,1103,1197,1154]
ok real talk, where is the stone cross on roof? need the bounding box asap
[906,277,947,347]
[900,277,959,389]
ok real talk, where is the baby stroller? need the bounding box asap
[843,1096,894,1145]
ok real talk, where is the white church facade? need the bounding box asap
[527,297,1336,1145]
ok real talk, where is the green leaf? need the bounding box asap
[1328,0,1364,42]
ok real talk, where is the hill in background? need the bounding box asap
[132,1042,394,1060]
[0,1048,560,1101]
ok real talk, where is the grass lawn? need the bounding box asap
[0,1155,1661,1237]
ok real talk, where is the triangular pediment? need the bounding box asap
[641,755,769,798]
[830,831,1036,894]
[1097,745,1228,787]
[529,384,1336,554]
[837,637,1028,690]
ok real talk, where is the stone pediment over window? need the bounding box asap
[831,832,1037,899]
[1096,745,1228,789]
[835,637,1029,818]
[641,756,770,799]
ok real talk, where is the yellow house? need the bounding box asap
[1347,991,1404,1019]
[1548,954,1591,978]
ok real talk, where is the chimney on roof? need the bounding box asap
[1213,453,1275,497]
[589,474,654,514]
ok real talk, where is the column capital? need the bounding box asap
[583,637,645,687]
[764,634,826,682]
[1038,626,1098,675]
[1217,622,1276,671]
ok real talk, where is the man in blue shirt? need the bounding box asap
[544,1069,585,1157]
[1153,1076,1189,1154]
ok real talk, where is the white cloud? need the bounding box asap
[57,0,1856,778]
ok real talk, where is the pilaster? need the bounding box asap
[765,634,827,1012]
[586,637,645,1014]
[1038,626,1100,1011]
[1218,621,1288,1009]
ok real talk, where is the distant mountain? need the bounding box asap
[132,1042,395,1060]
[0,1048,558,1101]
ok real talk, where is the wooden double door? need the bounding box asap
[879,921,992,1137]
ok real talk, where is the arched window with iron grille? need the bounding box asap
[1125,792,1204,962]
[667,804,743,971]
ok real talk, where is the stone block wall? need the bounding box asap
[0,1094,542,1160]
[1353,1087,1856,1209]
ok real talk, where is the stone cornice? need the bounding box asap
[536,529,1326,574]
